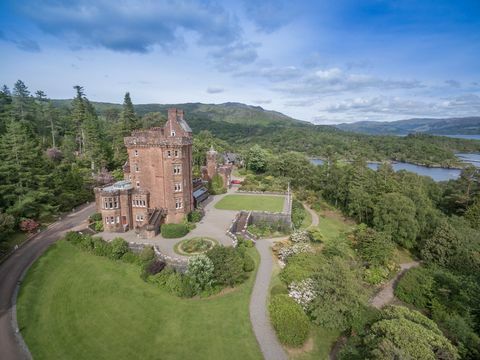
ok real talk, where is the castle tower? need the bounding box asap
[206,145,217,180]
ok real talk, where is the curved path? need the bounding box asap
[304,203,319,228]
[0,203,95,360]
[369,261,420,309]
[250,238,288,360]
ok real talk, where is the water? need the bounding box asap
[309,158,477,182]
[437,134,480,141]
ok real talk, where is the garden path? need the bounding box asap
[369,261,420,309]
[304,203,319,228]
[250,238,288,360]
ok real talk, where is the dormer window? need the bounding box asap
[171,130,176,137]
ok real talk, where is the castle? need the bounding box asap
[94,108,194,237]
[202,146,232,188]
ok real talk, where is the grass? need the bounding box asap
[173,237,218,256]
[17,241,262,360]
[393,246,415,264]
[215,194,285,212]
[300,206,312,229]
[293,327,342,360]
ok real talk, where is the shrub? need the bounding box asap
[243,253,255,272]
[395,267,434,309]
[161,223,189,238]
[110,237,129,260]
[78,235,95,252]
[278,242,313,262]
[94,220,103,232]
[271,284,288,296]
[206,246,246,286]
[19,219,40,233]
[307,228,323,243]
[291,200,306,229]
[65,231,84,245]
[290,230,310,243]
[269,294,310,347]
[186,255,214,292]
[209,173,227,195]
[187,210,203,223]
[89,213,102,222]
[279,252,322,284]
[92,237,111,257]
[139,246,155,262]
[363,266,390,285]
[121,251,140,264]
[141,259,166,281]
[288,278,316,310]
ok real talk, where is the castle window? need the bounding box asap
[174,183,182,192]
[175,199,183,209]
[174,150,178,157]
[171,130,176,137]
[167,150,171,158]
[114,198,118,208]
[136,181,140,187]
[105,216,115,224]
[135,164,139,172]
[136,214,144,221]
[173,164,181,175]
[134,149,138,156]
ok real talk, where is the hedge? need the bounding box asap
[269,294,310,347]
[161,223,189,238]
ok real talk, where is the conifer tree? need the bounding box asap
[12,80,35,127]
[120,92,138,132]
[0,85,13,135]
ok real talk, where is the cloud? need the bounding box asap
[242,0,296,32]
[275,67,423,96]
[209,41,259,71]
[235,65,301,82]
[206,87,224,94]
[445,79,461,88]
[0,30,41,52]
[15,0,241,53]
[317,94,480,123]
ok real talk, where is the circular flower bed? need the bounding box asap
[174,237,219,256]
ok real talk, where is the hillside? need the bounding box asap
[51,99,308,127]
[336,117,480,135]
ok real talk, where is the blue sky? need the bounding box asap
[1,0,479,124]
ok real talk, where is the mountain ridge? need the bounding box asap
[336,116,480,135]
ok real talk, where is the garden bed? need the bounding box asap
[173,237,219,256]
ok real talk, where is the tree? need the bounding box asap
[0,85,13,134]
[373,193,418,249]
[12,80,34,126]
[0,211,15,242]
[354,225,394,267]
[363,306,459,360]
[120,92,138,132]
[309,257,368,331]
[186,254,214,292]
[206,246,246,286]
[420,219,459,268]
[245,144,269,173]
[464,196,480,230]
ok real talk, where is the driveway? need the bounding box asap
[0,203,95,360]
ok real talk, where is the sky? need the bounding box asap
[1,0,480,124]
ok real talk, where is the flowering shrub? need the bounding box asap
[290,230,310,243]
[19,219,40,233]
[278,242,312,262]
[288,278,316,310]
[187,254,214,291]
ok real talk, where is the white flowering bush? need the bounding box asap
[290,230,310,243]
[278,242,312,262]
[186,254,214,291]
[288,278,316,310]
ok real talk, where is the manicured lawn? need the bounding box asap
[17,241,262,360]
[215,194,285,212]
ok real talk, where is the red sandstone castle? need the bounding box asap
[94,108,194,237]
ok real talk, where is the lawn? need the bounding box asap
[17,241,262,360]
[215,194,285,212]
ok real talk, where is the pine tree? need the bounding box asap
[71,85,87,154]
[120,92,138,132]
[12,80,35,127]
[0,85,13,135]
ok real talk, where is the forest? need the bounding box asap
[241,147,479,359]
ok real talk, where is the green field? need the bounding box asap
[215,194,285,212]
[17,241,262,360]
